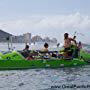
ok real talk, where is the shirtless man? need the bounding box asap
[63,33,76,58]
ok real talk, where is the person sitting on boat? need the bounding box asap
[21,45,30,58]
[63,33,76,58]
[23,45,29,51]
[41,43,57,59]
[40,43,51,59]
[42,43,49,52]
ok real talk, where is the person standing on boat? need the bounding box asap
[78,41,82,49]
[71,36,79,58]
[71,36,77,46]
[78,41,82,56]
[63,33,76,58]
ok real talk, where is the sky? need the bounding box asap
[0,0,90,44]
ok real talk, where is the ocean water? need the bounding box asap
[0,43,62,51]
[0,43,90,90]
[0,66,90,90]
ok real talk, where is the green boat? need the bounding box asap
[0,50,90,70]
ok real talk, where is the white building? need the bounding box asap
[23,33,31,45]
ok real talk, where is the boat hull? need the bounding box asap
[0,50,89,70]
[0,59,87,70]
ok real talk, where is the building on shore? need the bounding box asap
[31,35,57,44]
[11,35,24,43]
[10,33,31,44]
[31,35,43,44]
[51,38,57,43]
[23,33,31,45]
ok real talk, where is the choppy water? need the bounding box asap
[0,43,90,90]
[0,66,90,90]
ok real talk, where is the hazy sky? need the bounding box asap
[0,0,90,43]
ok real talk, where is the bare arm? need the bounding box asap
[69,38,76,44]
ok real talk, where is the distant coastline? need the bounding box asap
[0,29,57,44]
